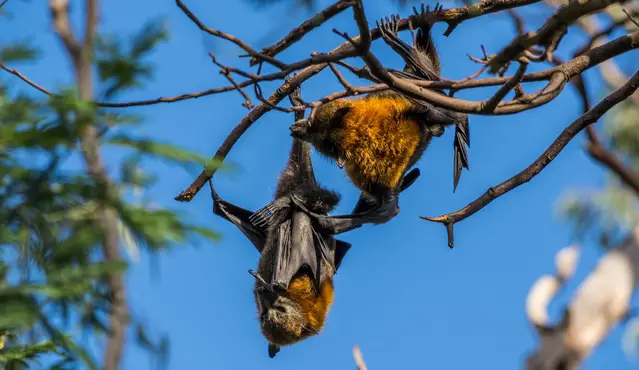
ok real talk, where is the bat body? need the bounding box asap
[211,87,421,357]
[289,4,470,226]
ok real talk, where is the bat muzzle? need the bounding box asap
[289,119,309,139]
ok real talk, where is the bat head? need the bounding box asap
[289,102,351,160]
[292,186,340,215]
[256,269,334,348]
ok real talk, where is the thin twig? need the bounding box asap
[328,62,356,94]
[489,0,624,73]
[481,61,528,112]
[586,124,639,197]
[507,8,526,34]
[623,8,639,28]
[249,0,355,65]
[0,64,52,96]
[353,345,367,370]
[208,53,253,109]
[175,0,287,69]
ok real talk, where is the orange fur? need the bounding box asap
[286,275,334,333]
[341,95,422,190]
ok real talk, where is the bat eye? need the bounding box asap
[274,305,287,313]
[261,312,268,321]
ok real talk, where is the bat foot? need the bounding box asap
[377,13,401,39]
[413,2,444,24]
[430,124,445,137]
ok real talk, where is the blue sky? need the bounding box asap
[2,0,639,369]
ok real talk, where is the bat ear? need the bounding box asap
[268,343,281,358]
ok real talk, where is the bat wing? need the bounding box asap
[210,183,268,253]
[404,96,470,191]
[271,211,351,290]
[298,168,423,234]
[334,240,352,271]
[268,343,280,358]
[248,197,292,230]
[378,20,440,81]
[290,192,401,235]
[271,212,319,289]
[453,113,470,192]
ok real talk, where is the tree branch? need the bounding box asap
[488,0,625,73]
[49,1,128,369]
[359,30,639,115]
[421,69,639,248]
[526,227,639,369]
[249,0,355,65]
[175,0,287,69]
[0,63,52,96]
[586,128,639,197]
[173,0,637,203]
[353,345,367,370]
[49,0,81,58]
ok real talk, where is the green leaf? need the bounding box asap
[47,261,128,286]
[118,204,219,251]
[0,43,39,63]
[106,134,221,169]
[130,19,170,58]
[94,19,169,99]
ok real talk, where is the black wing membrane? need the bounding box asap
[290,168,422,236]
[210,182,268,253]
[334,240,352,271]
[272,211,334,291]
[453,113,470,191]
[249,197,291,229]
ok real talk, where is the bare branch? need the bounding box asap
[49,1,128,369]
[209,53,253,109]
[174,0,582,202]
[576,13,639,104]
[249,0,354,65]
[441,0,542,36]
[586,127,639,198]
[526,227,639,369]
[49,0,81,58]
[328,63,356,94]
[83,0,97,53]
[0,0,9,9]
[353,345,367,370]
[622,7,639,28]
[0,63,53,96]
[526,245,581,328]
[175,0,287,69]
[421,70,639,248]
[481,61,528,113]
[507,8,527,34]
[488,0,624,73]
[572,8,639,56]
[6,0,552,113]
[359,31,639,115]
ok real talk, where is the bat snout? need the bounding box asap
[290,119,310,138]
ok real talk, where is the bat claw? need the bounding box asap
[249,205,274,228]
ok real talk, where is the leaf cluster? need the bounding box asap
[0,19,220,369]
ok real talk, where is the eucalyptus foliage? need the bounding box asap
[0,19,219,369]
